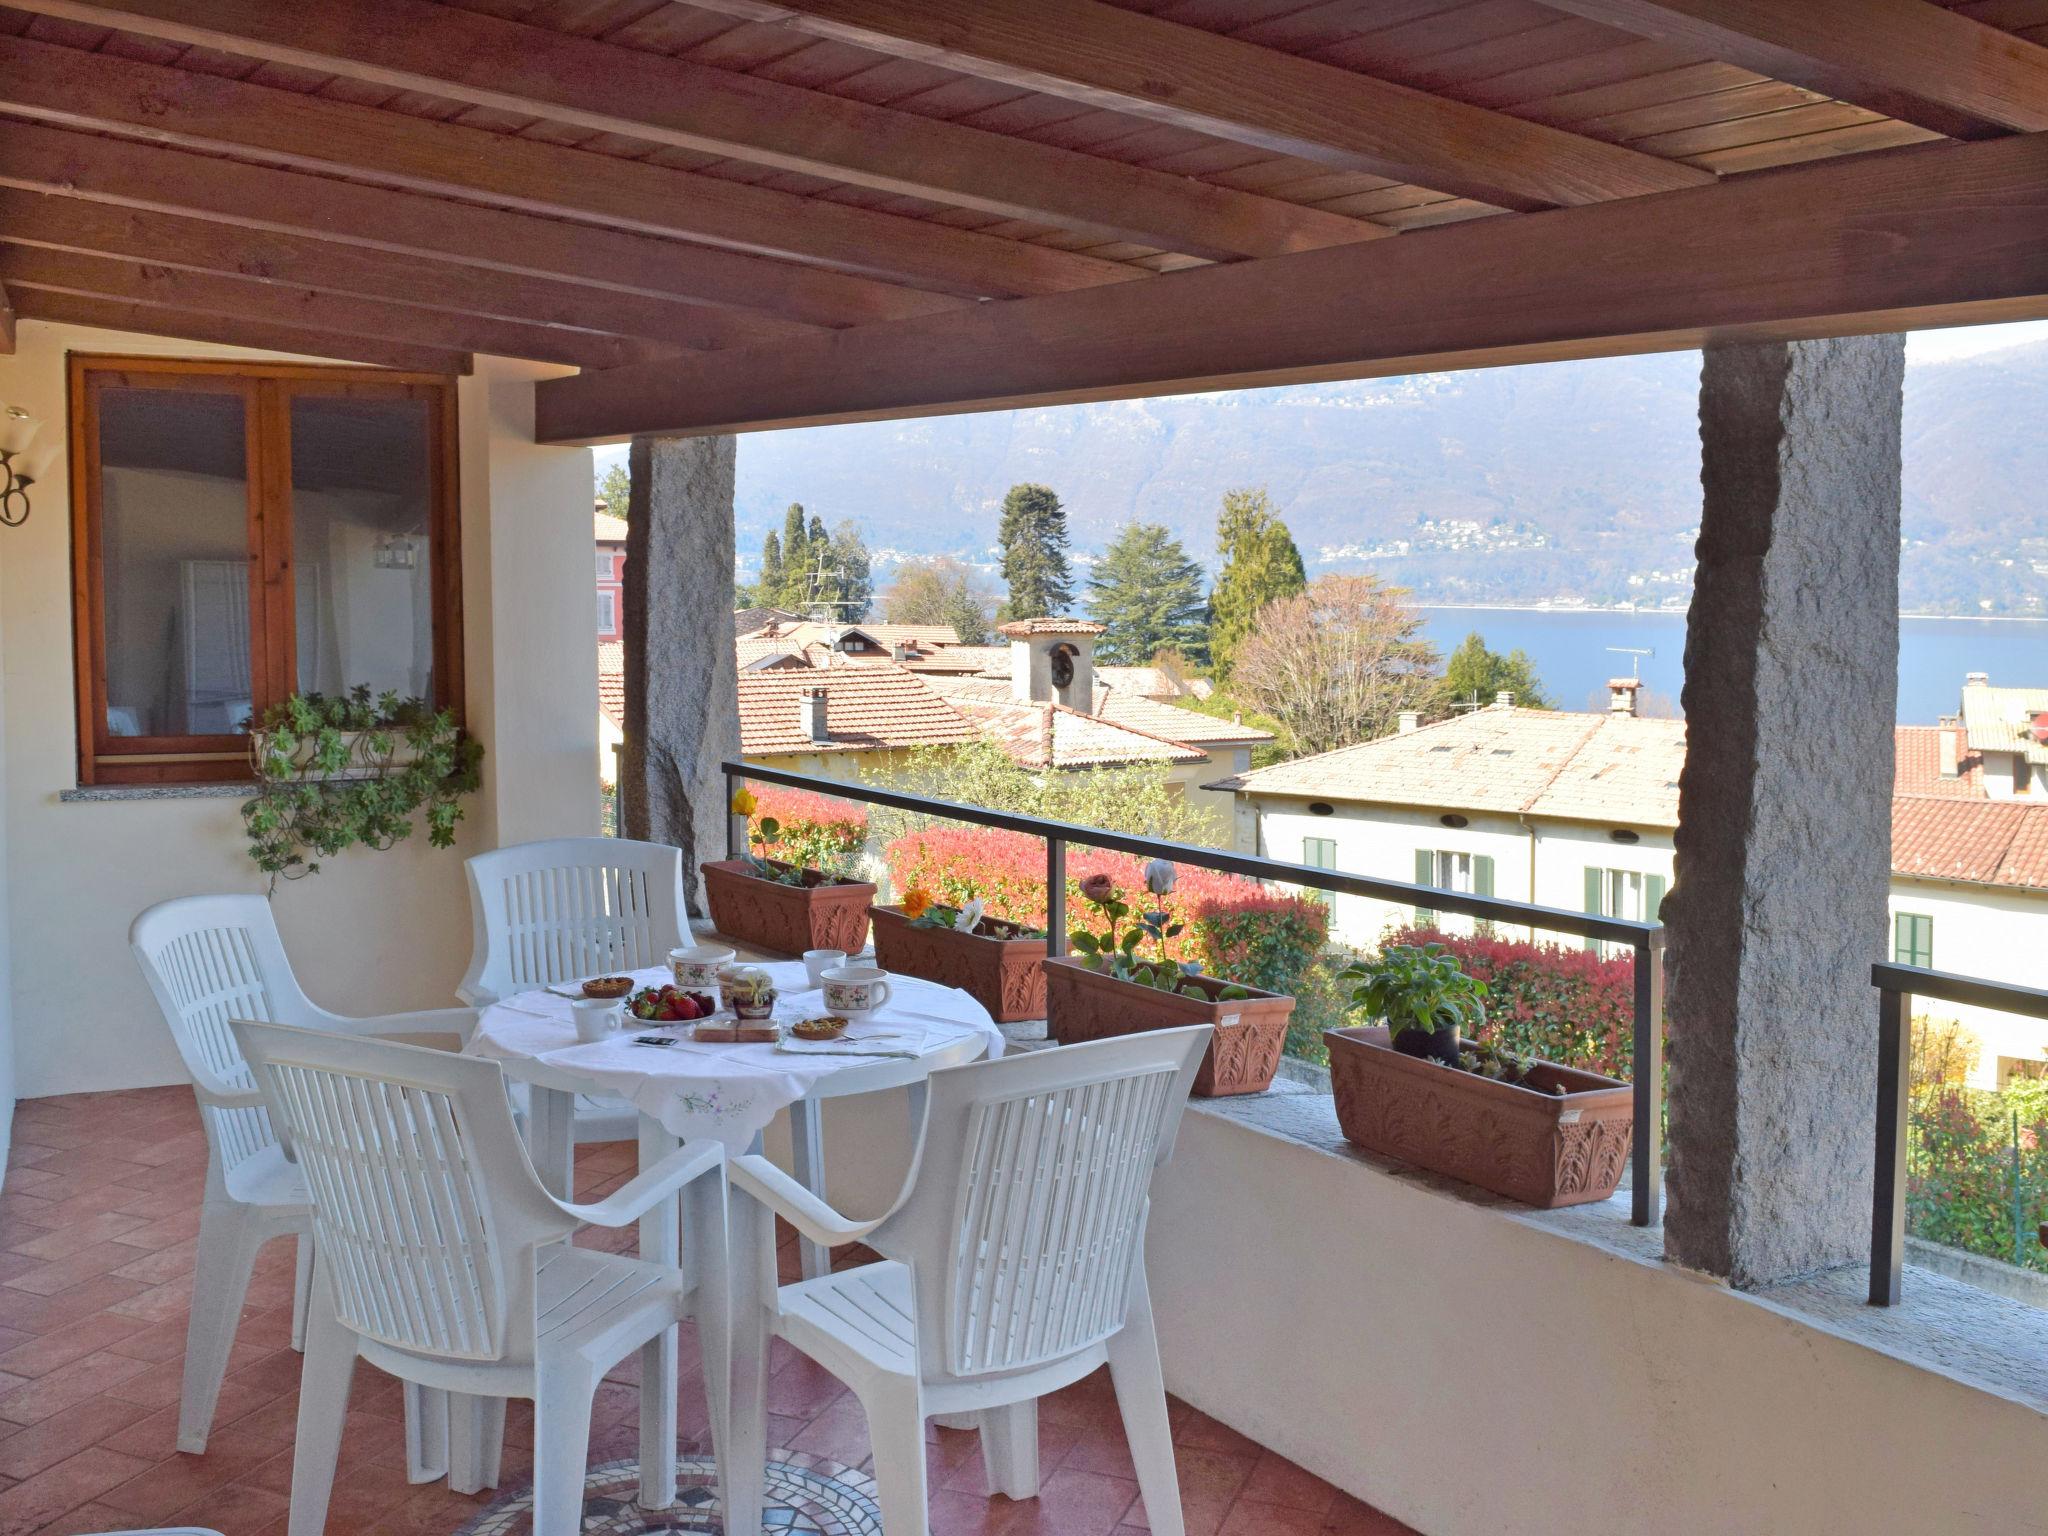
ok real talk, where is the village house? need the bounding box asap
[1221,677,2048,1087]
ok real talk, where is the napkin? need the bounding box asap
[775,1026,928,1059]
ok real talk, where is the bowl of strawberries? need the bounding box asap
[625,984,718,1026]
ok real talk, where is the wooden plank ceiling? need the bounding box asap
[0,0,2041,435]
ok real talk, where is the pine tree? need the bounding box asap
[596,462,631,518]
[755,530,784,609]
[1209,487,1306,679]
[1437,632,1554,711]
[1086,523,1210,665]
[995,483,1074,621]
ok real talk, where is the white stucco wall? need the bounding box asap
[1889,877,2048,1085]
[0,322,597,1099]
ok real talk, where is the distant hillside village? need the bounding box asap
[594,495,2048,1089]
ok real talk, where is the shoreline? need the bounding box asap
[1415,603,2048,624]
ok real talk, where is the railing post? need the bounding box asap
[1870,984,1910,1305]
[724,767,745,860]
[1631,927,1666,1227]
[1045,837,1067,959]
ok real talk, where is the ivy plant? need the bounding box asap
[241,686,483,889]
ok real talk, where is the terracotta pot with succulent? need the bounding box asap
[1045,860,1293,1097]
[701,787,875,957]
[1325,943,1634,1208]
[871,887,1047,1024]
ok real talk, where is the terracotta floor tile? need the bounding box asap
[0,1445,155,1536]
[1216,1499,1331,1536]
[0,1314,148,1380]
[1003,1466,1141,1536]
[4,1213,148,1261]
[1321,1492,1420,1535]
[2,1278,150,1336]
[0,1353,153,1428]
[1239,1451,1340,1517]
[0,1398,154,1481]
[943,1419,1081,1497]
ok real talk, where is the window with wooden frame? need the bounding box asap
[69,355,462,786]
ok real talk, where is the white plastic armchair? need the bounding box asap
[725,1025,1213,1536]
[129,894,477,1460]
[230,1021,730,1536]
[458,837,686,1006]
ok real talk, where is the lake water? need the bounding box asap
[1416,608,2048,724]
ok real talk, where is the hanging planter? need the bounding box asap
[241,687,481,890]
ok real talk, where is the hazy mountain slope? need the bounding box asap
[731,342,2048,614]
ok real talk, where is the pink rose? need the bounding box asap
[1079,873,1117,904]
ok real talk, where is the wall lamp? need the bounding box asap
[0,405,37,528]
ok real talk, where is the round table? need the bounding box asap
[463,959,1000,1507]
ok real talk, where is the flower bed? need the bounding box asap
[748,786,868,871]
[882,826,1329,991]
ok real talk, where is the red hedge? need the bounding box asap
[884,825,1327,993]
[751,785,867,870]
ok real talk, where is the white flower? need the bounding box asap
[1144,859,1178,897]
[953,898,985,934]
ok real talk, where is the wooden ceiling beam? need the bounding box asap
[533,131,2048,443]
[0,33,1133,301]
[0,122,882,341]
[0,189,747,357]
[0,283,13,355]
[12,288,472,374]
[8,0,1380,262]
[0,245,674,372]
[1543,0,2048,140]
[697,0,1710,209]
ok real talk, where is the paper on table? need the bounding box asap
[775,1025,929,1059]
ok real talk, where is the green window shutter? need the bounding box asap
[1645,874,1667,922]
[1473,854,1496,936]
[1414,848,1436,930]
[1303,838,1337,906]
[1894,913,1932,968]
[1584,866,1605,951]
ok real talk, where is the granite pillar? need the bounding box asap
[1664,334,1904,1286]
[621,435,739,915]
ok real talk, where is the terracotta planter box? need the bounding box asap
[1043,956,1292,1097]
[700,858,874,957]
[1325,1027,1633,1208]
[870,906,1047,1024]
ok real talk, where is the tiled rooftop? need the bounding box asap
[995,620,1106,638]
[1959,679,2048,768]
[0,1087,1416,1536]
[736,668,979,757]
[1089,687,1272,746]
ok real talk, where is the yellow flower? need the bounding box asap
[900,887,934,920]
[730,787,757,817]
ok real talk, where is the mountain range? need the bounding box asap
[727,339,2048,616]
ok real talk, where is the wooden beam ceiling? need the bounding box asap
[0,283,13,355]
[533,131,2048,443]
[0,122,917,337]
[0,245,674,372]
[1543,0,2048,140]
[13,288,471,374]
[695,0,1711,209]
[10,0,1384,263]
[0,33,1136,302]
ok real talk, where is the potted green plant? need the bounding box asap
[701,787,875,956]
[870,888,1048,1023]
[1325,944,1634,1208]
[1044,861,1294,1097]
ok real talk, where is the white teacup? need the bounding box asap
[822,964,892,1015]
[571,997,619,1044]
[670,943,736,990]
[804,948,848,988]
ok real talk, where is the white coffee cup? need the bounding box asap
[670,943,736,989]
[822,964,892,1015]
[571,997,619,1044]
[804,948,848,988]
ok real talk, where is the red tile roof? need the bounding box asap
[996,618,1105,637]
[598,641,624,731]
[737,667,978,757]
[1893,726,2048,890]
[1893,725,1984,798]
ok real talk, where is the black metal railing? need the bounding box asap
[725,759,1669,1226]
[1868,961,2048,1306]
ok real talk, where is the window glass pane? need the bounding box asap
[96,386,251,738]
[289,395,435,701]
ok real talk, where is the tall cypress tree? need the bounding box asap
[1086,522,1210,665]
[756,530,784,608]
[1209,487,1306,679]
[995,482,1074,621]
[777,503,811,610]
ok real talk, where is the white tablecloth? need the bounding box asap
[466,960,1002,1151]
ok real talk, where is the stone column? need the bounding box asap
[620,435,739,915]
[1663,334,1904,1287]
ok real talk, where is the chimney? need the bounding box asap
[892,642,913,662]
[1966,671,1990,689]
[1607,678,1642,717]
[1938,716,1961,778]
[1493,691,1514,710]
[1398,711,1421,734]
[800,686,829,743]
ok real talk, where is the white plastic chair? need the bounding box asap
[130,895,478,1461]
[725,1025,1213,1536]
[230,1020,731,1536]
[460,837,689,1154]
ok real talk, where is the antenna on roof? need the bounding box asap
[1606,646,1652,682]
